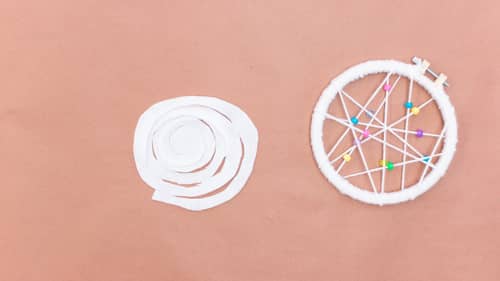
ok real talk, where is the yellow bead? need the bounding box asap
[343,154,351,162]
[411,107,420,115]
[378,160,387,167]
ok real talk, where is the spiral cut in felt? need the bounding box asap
[133,96,258,211]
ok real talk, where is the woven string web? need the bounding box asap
[324,73,447,193]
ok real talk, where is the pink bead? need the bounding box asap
[383,83,391,91]
[362,129,370,138]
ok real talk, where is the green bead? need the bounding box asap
[386,161,394,171]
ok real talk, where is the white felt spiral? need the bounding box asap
[133,96,258,211]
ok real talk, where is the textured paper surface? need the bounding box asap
[1,0,499,280]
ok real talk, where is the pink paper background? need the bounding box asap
[1,1,499,280]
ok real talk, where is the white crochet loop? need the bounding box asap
[134,96,258,211]
[311,59,458,205]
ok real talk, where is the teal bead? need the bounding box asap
[404,101,413,109]
[423,156,430,162]
[350,116,359,125]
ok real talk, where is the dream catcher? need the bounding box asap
[311,57,457,205]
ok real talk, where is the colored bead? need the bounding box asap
[362,129,370,138]
[379,160,387,167]
[343,154,351,162]
[404,101,413,109]
[383,83,391,91]
[411,107,420,115]
[350,116,359,125]
[416,129,424,138]
[365,109,375,118]
[423,156,430,162]
[386,161,394,171]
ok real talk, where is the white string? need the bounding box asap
[327,75,445,192]
[328,95,435,167]
[337,91,378,193]
[344,153,443,179]
[401,78,414,190]
[335,76,401,174]
[327,118,440,137]
[326,114,436,168]
[419,125,447,183]
[341,88,428,159]
[340,91,386,128]
[327,73,391,158]
[381,81,390,193]
[389,97,434,128]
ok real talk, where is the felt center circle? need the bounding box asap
[154,117,215,172]
[169,125,203,155]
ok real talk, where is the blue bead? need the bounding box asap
[405,101,413,109]
[350,116,359,125]
[423,156,430,162]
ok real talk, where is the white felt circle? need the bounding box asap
[311,59,458,205]
[134,96,259,211]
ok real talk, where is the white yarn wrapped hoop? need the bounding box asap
[311,59,458,205]
[134,96,258,211]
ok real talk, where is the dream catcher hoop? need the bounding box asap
[311,57,457,205]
